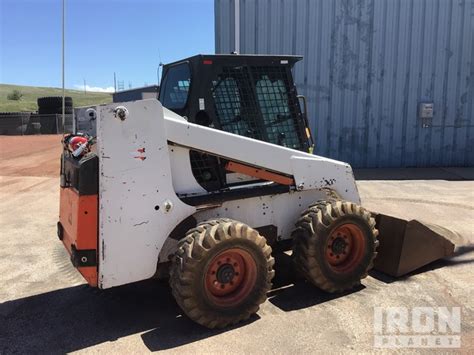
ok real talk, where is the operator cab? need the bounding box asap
[159,54,313,191]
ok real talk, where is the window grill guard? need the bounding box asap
[211,65,305,150]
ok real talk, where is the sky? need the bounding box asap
[0,0,215,92]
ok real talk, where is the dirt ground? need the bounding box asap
[1,135,473,353]
[0,135,61,177]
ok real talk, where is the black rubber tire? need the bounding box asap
[170,218,275,329]
[38,107,73,115]
[37,96,73,109]
[292,200,378,293]
[0,112,31,116]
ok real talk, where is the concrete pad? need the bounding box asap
[354,167,474,181]
[1,141,473,353]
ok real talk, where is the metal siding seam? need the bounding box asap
[366,0,381,167]
[375,0,388,167]
[315,0,325,155]
[382,0,396,167]
[318,0,328,157]
[420,0,436,167]
[400,0,415,166]
[431,0,449,166]
[426,0,440,166]
[338,0,347,163]
[452,0,467,165]
[292,0,297,55]
[463,0,474,165]
[388,0,402,167]
[362,0,375,167]
[215,0,220,53]
[327,0,337,158]
[394,0,411,166]
[444,0,463,165]
[230,0,235,53]
[439,0,454,166]
[414,0,427,167]
[357,0,372,167]
[350,0,363,167]
[267,0,271,54]
[404,0,420,166]
[303,0,310,91]
[280,0,284,54]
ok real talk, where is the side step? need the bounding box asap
[373,214,456,277]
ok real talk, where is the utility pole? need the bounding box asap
[157,49,163,86]
[157,62,163,86]
[114,72,117,93]
[83,78,86,94]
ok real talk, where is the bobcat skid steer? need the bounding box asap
[58,54,454,328]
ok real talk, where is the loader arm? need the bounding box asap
[163,108,361,204]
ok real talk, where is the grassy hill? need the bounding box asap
[0,84,113,112]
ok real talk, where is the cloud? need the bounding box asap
[74,84,115,93]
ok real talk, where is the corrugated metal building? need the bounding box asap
[215,0,474,167]
[113,85,159,103]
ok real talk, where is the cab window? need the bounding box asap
[160,63,191,109]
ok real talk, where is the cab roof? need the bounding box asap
[163,54,303,68]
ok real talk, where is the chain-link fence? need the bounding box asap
[0,113,73,135]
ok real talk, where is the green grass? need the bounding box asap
[0,84,113,112]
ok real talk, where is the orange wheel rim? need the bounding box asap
[325,223,366,273]
[204,248,257,307]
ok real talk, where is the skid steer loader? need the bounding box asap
[58,54,455,328]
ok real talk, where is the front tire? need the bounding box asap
[292,200,378,293]
[170,219,274,328]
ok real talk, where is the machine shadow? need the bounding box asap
[1,252,333,353]
[1,280,236,353]
[267,252,365,312]
[5,246,471,353]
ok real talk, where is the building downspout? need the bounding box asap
[234,0,240,53]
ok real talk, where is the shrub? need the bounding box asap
[7,90,23,101]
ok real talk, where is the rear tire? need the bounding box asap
[170,218,274,328]
[292,200,378,293]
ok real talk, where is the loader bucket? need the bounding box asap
[373,214,456,277]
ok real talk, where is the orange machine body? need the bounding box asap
[59,187,98,286]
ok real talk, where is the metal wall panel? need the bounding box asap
[215,0,474,167]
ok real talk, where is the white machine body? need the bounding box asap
[92,99,359,288]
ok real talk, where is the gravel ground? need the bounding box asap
[0,136,473,354]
